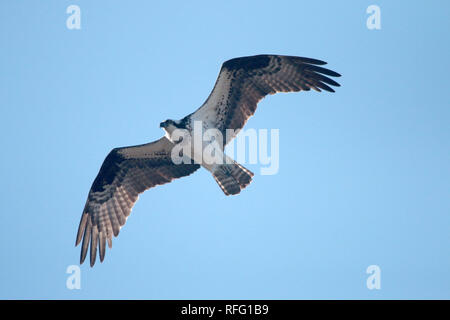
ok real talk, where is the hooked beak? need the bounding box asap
[160,122,166,128]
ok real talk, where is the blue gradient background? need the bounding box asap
[1,1,449,299]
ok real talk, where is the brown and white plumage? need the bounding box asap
[76,137,199,266]
[190,54,341,143]
[76,54,340,266]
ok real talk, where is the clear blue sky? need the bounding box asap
[1,1,449,299]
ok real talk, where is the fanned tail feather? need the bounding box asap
[212,162,254,195]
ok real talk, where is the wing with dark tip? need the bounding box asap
[76,136,200,266]
[192,54,341,142]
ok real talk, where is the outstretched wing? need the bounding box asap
[192,54,341,142]
[76,136,200,266]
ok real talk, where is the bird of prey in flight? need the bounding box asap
[76,54,341,266]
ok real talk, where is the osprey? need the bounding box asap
[76,54,341,266]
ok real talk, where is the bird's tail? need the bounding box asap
[212,161,254,195]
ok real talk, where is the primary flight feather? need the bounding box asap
[76,54,341,266]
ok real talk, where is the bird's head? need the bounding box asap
[160,119,188,143]
[159,120,170,129]
[160,119,177,129]
[160,119,184,136]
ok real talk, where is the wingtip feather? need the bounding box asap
[99,232,106,263]
[80,220,91,265]
[75,212,88,247]
[90,225,98,267]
